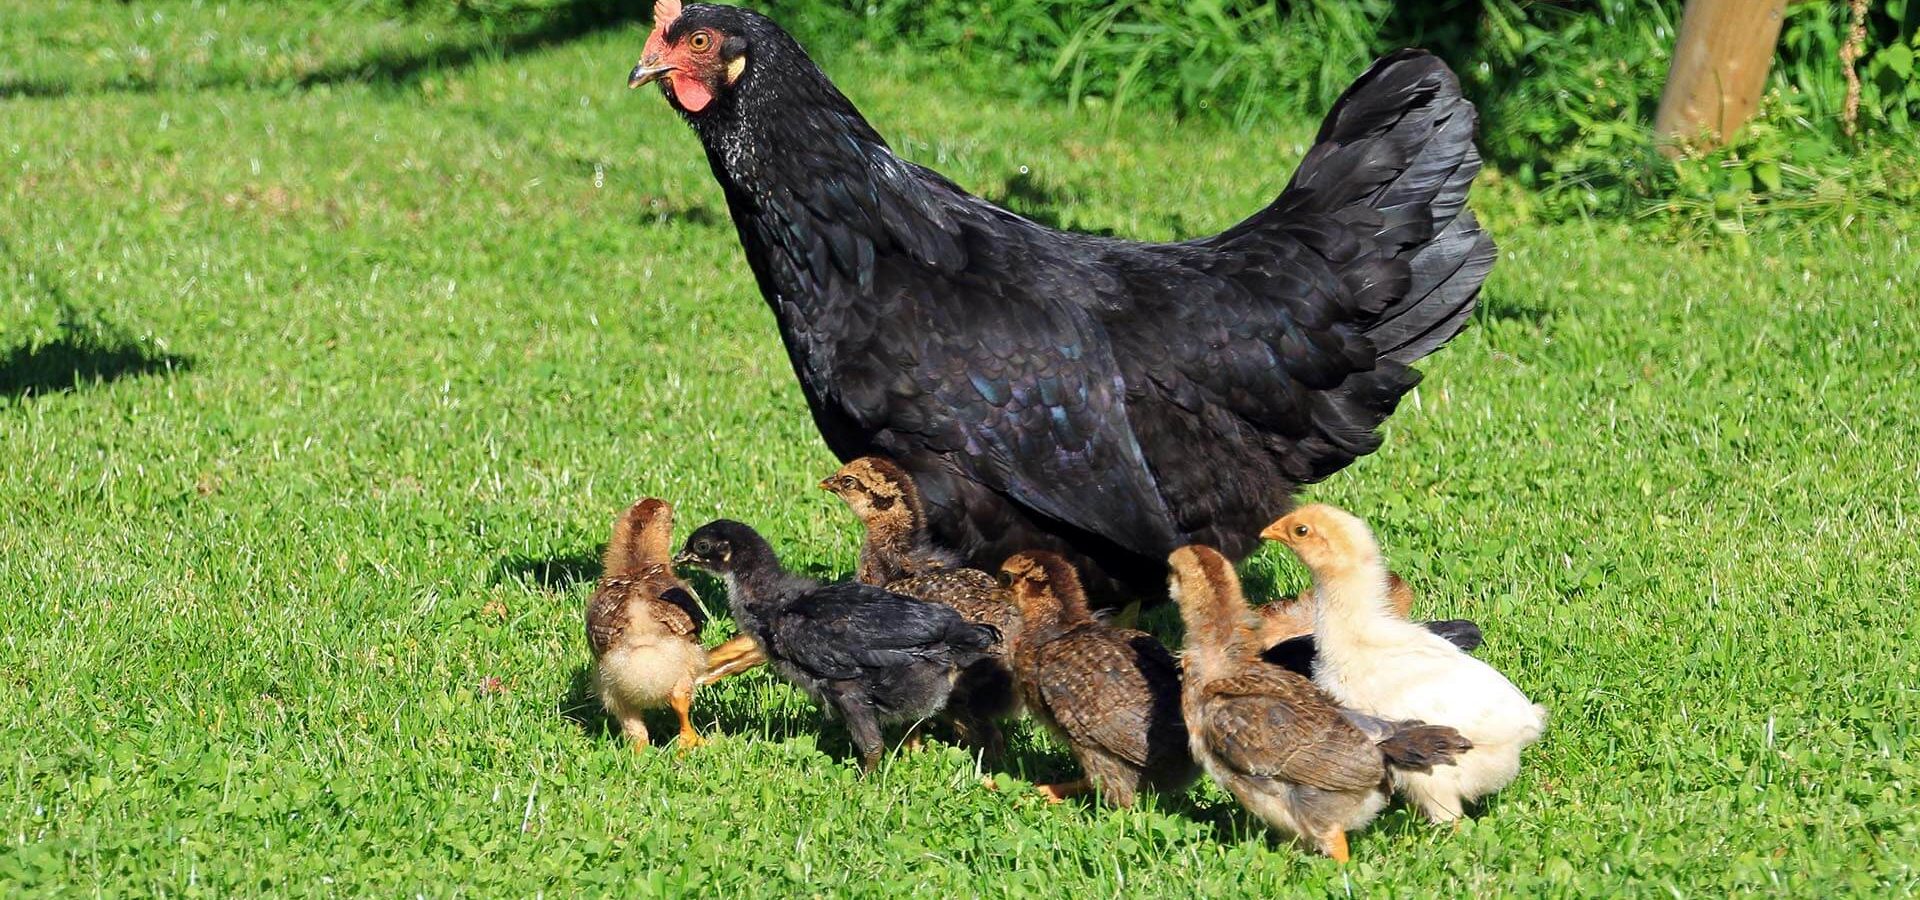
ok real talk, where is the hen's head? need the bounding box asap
[629,0,771,116]
[1260,504,1381,577]
[820,457,919,529]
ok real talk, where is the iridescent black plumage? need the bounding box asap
[647,5,1495,602]
[674,519,997,771]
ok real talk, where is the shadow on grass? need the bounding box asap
[988,169,1125,238]
[295,0,648,92]
[497,548,603,593]
[0,335,190,400]
[2,0,647,100]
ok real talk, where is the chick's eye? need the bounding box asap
[688,31,712,52]
[1293,524,1310,538]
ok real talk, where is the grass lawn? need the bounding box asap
[4,1,1917,894]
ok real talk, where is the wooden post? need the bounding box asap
[1653,0,1788,154]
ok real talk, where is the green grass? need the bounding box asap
[4,1,1918,895]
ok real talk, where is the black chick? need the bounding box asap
[1002,551,1196,807]
[674,519,997,772]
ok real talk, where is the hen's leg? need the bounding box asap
[618,715,650,750]
[697,634,767,686]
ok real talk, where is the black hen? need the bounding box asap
[674,519,997,771]
[632,1,1496,601]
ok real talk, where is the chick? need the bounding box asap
[819,456,960,585]
[585,498,709,749]
[823,456,1023,755]
[674,519,997,772]
[1259,575,1485,677]
[1264,505,1547,822]
[1170,545,1471,861]
[1002,551,1196,807]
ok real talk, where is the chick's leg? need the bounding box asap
[618,716,650,750]
[1036,778,1090,803]
[833,690,886,774]
[1321,829,1350,864]
[669,678,704,750]
[697,634,767,687]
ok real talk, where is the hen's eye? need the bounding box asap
[689,31,713,52]
[1293,524,1310,537]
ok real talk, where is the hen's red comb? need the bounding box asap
[654,0,682,29]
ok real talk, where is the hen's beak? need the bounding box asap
[629,58,674,89]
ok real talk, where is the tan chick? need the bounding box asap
[1170,545,1471,861]
[1264,505,1547,822]
[585,498,709,749]
[1002,551,1196,807]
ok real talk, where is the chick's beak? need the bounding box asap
[1258,522,1288,542]
[629,56,674,89]
[671,550,698,567]
[817,477,834,492]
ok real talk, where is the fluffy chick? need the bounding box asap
[1002,551,1196,807]
[1258,573,1416,644]
[823,456,1022,755]
[675,519,997,772]
[1259,575,1484,677]
[585,498,709,749]
[1170,545,1470,861]
[1265,505,1547,822]
[819,456,960,585]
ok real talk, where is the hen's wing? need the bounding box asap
[1200,670,1382,792]
[745,151,1181,559]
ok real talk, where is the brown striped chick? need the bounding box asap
[586,498,709,749]
[1002,551,1196,808]
[819,456,960,585]
[1170,545,1471,861]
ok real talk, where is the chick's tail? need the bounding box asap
[1377,723,1474,773]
